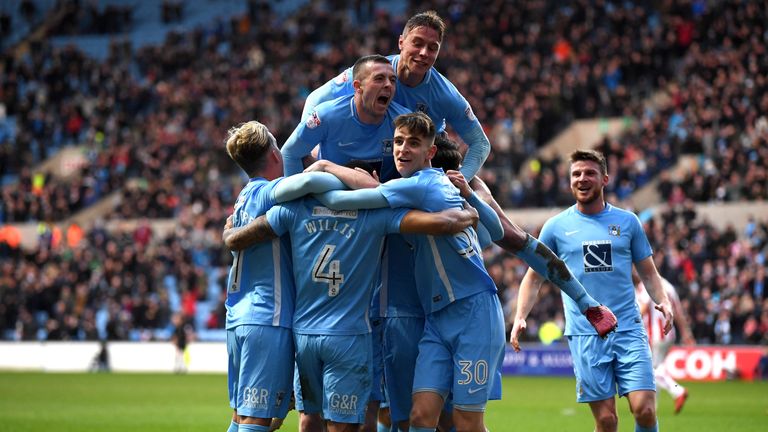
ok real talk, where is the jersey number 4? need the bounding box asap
[312,244,345,297]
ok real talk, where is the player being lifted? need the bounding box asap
[282,54,410,182]
[292,11,489,180]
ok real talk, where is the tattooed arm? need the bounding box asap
[223,215,279,251]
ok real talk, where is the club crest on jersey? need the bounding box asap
[582,240,613,273]
[382,139,393,155]
[608,225,621,237]
[464,105,476,121]
[306,111,321,129]
[416,102,428,113]
[334,71,349,85]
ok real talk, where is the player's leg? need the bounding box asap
[625,391,658,432]
[410,318,452,430]
[568,334,621,432]
[237,325,295,427]
[410,392,444,432]
[320,334,372,431]
[652,341,687,413]
[226,328,241,431]
[299,413,325,432]
[436,397,454,432]
[383,316,425,432]
[227,410,239,432]
[361,318,385,432]
[376,403,392,432]
[588,399,619,432]
[445,292,505,432]
[360,400,380,432]
[294,334,326,432]
[615,330,658,431]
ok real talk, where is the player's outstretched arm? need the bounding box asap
[304,160,379,190]
[457,124,490,180]
[271,172,347,203]
[510,268,546,352]
[222,214,278,251]
[281,127,315,176]
[313,188,389,210]
[446,170,502,241]
[468,176,531,251]
[399,207,479,236]
[636,256,674,335]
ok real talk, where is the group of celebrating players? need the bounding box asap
[220,10,683,432]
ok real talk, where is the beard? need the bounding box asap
[573,187,602,205]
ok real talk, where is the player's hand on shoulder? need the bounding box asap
[510,318,527,353]
[446,170,471,198]
[224,214,234,230]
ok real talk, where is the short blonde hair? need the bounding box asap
[225,121,273,174]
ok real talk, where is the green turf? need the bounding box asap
[0,372,766,431]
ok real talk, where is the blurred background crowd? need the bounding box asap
[0,0,766,348]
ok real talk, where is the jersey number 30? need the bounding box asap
[312,244,345,297]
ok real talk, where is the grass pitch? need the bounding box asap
[0,372,766,431]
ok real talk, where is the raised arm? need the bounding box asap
[222,215,278,251]
[313,188,389,210]
[636,256,674,335]
[510,268,546,352]
[399,207,479,236]
[457,124,490,179]
[271,172,347,203]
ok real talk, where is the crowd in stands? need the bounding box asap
[515,0,767,208]
[0,0,767,347]
[0,216,229,341]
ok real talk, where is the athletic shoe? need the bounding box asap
[674,389,689,414]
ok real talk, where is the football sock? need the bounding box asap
[376,423,389,432]
[226,421,238,432]
[238,424,270,432]
[655,364,685,398]
[635,421,658,432]
[410,427,436,432]
[517,234,599,312]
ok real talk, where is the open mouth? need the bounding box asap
[376,95,390,105]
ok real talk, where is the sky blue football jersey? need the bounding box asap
[306,55,479,136]
[377,168,497,314]
[378,234,422,318]
[538,203,653,335]
[225,178,294,330]
[266,197,408,335]
[283,94,410,181]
